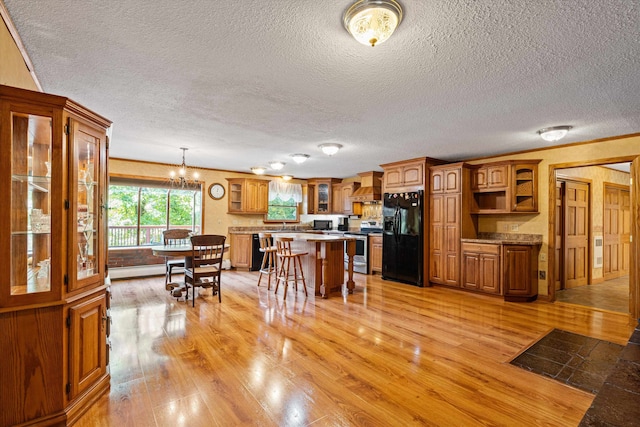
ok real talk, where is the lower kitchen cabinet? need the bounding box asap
[461,243,501,294]
[503,244,539,302]
[230,233,252,269]
[369,234,383,274]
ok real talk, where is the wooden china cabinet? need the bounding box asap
[0,85,111,426]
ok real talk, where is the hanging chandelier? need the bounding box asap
[169,147,201,189]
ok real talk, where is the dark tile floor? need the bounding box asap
[579,324,640,426]
[555,276,629,313]
[511,329,624,394]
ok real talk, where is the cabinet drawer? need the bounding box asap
[461,242,500,254]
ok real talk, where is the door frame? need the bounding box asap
[555,175,592,290]
[548,156,639,321]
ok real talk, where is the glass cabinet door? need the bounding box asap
[10,113,53,297]
[70,120,103,291]
[317,183,329,213]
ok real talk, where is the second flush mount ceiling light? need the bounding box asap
[343,0,403,47]
[537,126,573,142]
[319,143,343,156]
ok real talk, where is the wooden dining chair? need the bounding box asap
[162,229,191,289]
[184,234,226,306]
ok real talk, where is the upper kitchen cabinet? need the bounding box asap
[332,181,362,215]
[431,167,463,193]
[0,85,111,426]
[469,160,541,214]
[381,157,446,193]
[226,178,269,214]
[471,164,509,190]
[308,178,341,214]
[381,158,425,192]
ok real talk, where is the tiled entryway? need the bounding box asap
[556,276,629,313]
[511,329,624,394]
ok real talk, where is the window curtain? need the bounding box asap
[268,181,302,203]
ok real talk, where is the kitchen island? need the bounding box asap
[263,232,356,298]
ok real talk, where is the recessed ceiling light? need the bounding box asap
[537,126,573,142]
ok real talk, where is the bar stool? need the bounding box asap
[257,232,278,290]
[274,236,308,300]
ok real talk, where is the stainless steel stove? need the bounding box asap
[343,221,382,274]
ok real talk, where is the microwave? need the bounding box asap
[313,220,333,230]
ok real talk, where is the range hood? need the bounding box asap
[350,171,383,202]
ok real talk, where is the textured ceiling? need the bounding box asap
[4,0,640,178]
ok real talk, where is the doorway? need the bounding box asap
[553,164,631,313]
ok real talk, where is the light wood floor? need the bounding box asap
[76,271,636,427]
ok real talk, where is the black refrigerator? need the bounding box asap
[382,191,423,286]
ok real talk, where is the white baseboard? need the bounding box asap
[109,259,231,280]
[109,265,165,280]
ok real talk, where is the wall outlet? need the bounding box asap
[539,271,546,280]
[510,224,519,232]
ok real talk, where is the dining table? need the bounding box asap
[151,243,230,298]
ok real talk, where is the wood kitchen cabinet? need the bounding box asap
[471,164,509,190]
[0,85,111,426]
[308,178,341,214]
[369,234,383,274]
[381,158,426,192]
[332,182,343,214]
[470,160,540,213]
[429,163,478,287]
[503,244,539,301]
[461,243,501,294]
[230,233,252,269]
[332,182,362,215]
[226,178,269,214]
[432,166,463,193]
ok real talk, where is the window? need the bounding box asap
[108,178,202,247]
[267,195,298,221]
[266,181,302,222]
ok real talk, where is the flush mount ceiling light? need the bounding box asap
[343,0,403,47]
[281,175,293,181]
[537,126,573,142]
[319,143,343,156]
[290,153,310,164]
[250,166,266,175]
[269,161,285,170]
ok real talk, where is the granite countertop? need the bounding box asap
[228,226,314,235]
[270,232,356,242]
[461,233,542,246]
